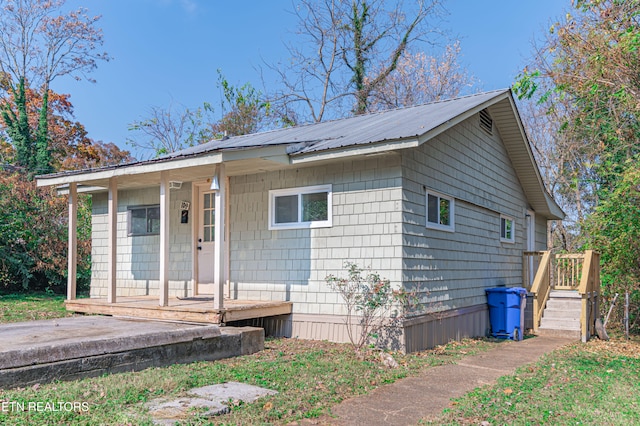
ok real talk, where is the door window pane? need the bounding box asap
[202,192,215,242]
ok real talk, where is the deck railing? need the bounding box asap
[555,254,584,290]
[524,250,601,340]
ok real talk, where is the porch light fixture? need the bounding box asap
[169,181,182,190]
[210,167,220,191]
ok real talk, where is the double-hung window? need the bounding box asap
[269,184,332,230]
[500,215,515,243]
[128,205,160,236]
[425,190,455,232]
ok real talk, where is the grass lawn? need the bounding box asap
[0,336,493,425]
[0,292,495,425]
[423,336,640,425]
[0,292,75,323]
[1,294,639,425]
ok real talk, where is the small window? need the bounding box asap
[128,205,160,236]
[269,185,332,230]
[500,215,515,243]
[425,190,455,232]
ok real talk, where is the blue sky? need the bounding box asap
[53,1,571,159]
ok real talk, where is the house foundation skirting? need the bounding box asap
[402,304,489,353]
[233,304,490,353]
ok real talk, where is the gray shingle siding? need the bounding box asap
[401,114,528,312]
[228,156,403,316]
[90,184,193,297]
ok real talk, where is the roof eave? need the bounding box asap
[289,138,419,164]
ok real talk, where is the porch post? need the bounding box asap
[214,164,226,310]
[107,177,118,303]
[159,171,170,307]
[67,182,77,301]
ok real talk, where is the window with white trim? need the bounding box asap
[128,205,160,236]
[500,215,515,243]
[425,190,455,232]
[269,185,332,230]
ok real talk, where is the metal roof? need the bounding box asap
[164,89,509,158]
[36,89,563,219]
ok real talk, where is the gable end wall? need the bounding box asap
[401,114,530,314]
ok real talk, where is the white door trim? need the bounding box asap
[193,181,217,295]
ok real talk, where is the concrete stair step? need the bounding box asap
[539,318,580,330]
[536,327,581,339]
[546,299,581,310]
[542,308,581,320]
[549,290,581,299]
[536,290,583,339]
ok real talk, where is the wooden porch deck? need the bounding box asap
[65,296,293,324]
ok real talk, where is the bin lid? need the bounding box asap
[485,287,527,295]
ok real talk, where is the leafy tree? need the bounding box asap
[128,71,270,156]
[127,102,214,157]
[516,0,640,199]
[585,161,640,292]
[1,84,132,169]
[211,70,271,137]
[0,0,108,176]
[268,0,448,124]
[516,1,640,297]
[0,84,127,292]
[0,171,91,292]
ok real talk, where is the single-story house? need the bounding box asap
[37,89,563,352]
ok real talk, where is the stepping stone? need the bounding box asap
[146,382,278,425]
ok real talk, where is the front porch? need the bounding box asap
[65,296,293,324]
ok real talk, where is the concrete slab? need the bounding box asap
[146,382,278,425]
[0,316,221,369]
[0,316,264,389]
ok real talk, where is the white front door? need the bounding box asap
[197,189,216,294]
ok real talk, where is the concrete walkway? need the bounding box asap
[302,336,575,426]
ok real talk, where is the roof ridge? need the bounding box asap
[203,89,510,145]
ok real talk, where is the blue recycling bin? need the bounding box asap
[486,287,527,340]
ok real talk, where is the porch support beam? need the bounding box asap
[107,177,118,303]
[214,164,226,310]
[67,182,77,301]
[159,171,170,307]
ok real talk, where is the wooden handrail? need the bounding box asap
[577,250,601,342]
[529,250,552,333]
[577,250,593,295]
